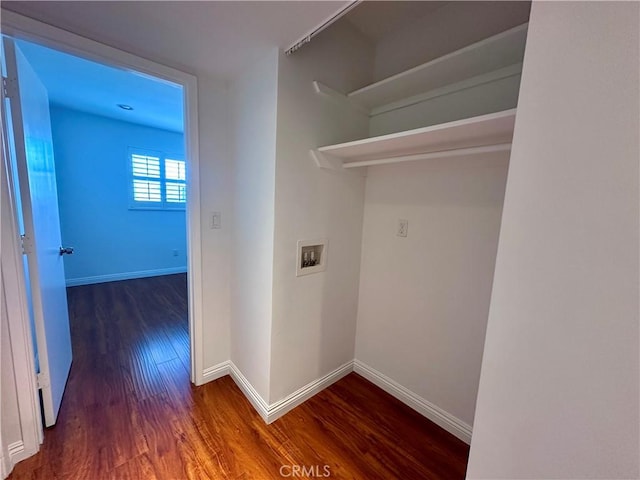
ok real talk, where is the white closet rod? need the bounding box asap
[285,1,362,55]
[342,143,512,169]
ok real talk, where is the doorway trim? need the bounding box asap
[1,89,44,469]
[0,7,205,457]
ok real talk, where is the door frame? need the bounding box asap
[1,83,44,469]
[0,7,205,457]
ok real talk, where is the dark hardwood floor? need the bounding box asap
[9,274,469,479]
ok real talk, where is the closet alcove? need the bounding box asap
[303,1,531,443]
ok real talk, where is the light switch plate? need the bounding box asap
[211,212,221,229]
[397,219,408,237]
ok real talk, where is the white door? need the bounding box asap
[2,38,72,427]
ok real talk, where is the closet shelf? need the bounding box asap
[312,109,516,169]
[348,23,528,111]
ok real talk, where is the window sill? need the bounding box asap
[129,205,186,212]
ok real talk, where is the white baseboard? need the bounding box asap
[353,360,472,444]
[9,440,32,463]
[5,440,33,477]
[201,361,230,384]
[200,361,271,408]
[228,362,270,423]
[266,361,353,423]
[202,358,471,444]
[227,361,354,424]
[66,267,187,287]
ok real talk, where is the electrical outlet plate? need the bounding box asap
[397,219,408,237]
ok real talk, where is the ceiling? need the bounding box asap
[3,1,353,132]
[17,39,185,133]
[2,1,352,80]
[344,1,448,42]
[2,1,519,133]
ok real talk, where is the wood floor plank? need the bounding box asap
[110,453,160,480]
[118,343,166,402]
[162,322,191,373]
[9,274,469,480]
[36,405,104,479]
[135,394,190,480]
[156,357,196,413]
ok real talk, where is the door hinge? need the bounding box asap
[36,372,49,390]
[20,234,32,255]
[2,76,16,99]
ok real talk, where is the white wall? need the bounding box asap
[355,153,509,430]
[269,23,372,403]
[50,106,186,285]
[0,7,235,378]
[372,1,530,83]
[467,2,639,478]
[229,50,279,401]
[369,74,522,137]
[198,76,232,369]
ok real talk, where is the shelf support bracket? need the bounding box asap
[310,149,344,170]
[313,81,369,116]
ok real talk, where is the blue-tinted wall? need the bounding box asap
[50,106,186,285]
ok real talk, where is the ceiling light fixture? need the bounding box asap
[117,104,134,110]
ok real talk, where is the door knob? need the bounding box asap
[59,246,74,256]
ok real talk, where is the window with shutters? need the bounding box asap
[129,148,186,210]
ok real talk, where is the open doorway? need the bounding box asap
[17,36,191,419]
[17,39,188,287]
[1,27,201,438]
